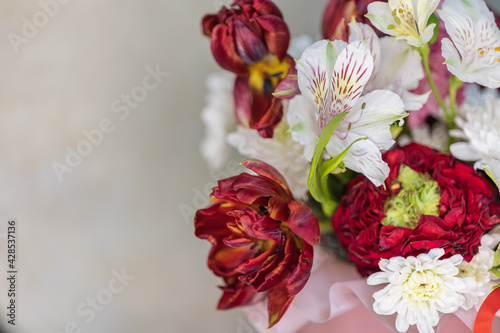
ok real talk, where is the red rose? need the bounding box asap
[202,0,292,138]
[195,160,320,327]
[332,143,500,276]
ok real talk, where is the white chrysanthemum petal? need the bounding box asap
[368,249,475,333]
[458,233,500,310]
[227,121,310,200]
[450,89,500,189]
[288,34,314,59]
[200,72,237,170]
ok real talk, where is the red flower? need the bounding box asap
[195,160,320,327]
[321,0,377,40]
[202,0,292,138]
[332,143,500,276]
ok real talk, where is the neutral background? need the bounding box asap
[0,1,325,332]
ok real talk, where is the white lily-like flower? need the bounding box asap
[227,119,310,200]
[200,72,237,171]
[367,248,477,333]
[287,39,405,186]
[366,0,440,47]
[439,0,500,88]
[349,21,429,111]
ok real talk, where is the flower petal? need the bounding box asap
[211,24,249,75]
[287,200,320,246]
[254,15,290,61]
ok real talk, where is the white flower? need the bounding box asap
[458,234,500,310]
[348,21,429,111]
[287,39,406,187]
[399,121,449,151]
[200,72,237,171]
[366,0,439,47]
[450,89,500,162]
[288,34,314,59]
[450,86,500,191]
[367,248,476,333]
[227,119,310,200]
[439,0,500,89]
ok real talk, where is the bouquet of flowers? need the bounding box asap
[194,0,500,332]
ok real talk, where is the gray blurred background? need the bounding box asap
[0,1,324,332]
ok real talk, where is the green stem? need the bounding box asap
[448,75,463,131]
[418,44,450,121]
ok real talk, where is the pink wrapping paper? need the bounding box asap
[245,247,500,333]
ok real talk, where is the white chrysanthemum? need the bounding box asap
[200,72,237,171]
[458,233,500,310]
[439,0,500,88]
[398,121,448,151]
[366,0,439,47]
[227,119,310,199]
[450,87,500,190]
[367,248,476,333]
[349,21,429,111]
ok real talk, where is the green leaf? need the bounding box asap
[428,13,440,45]
[319,137,367,180]
[326,40,338,78]
[493,246,500,267]
[390,123,404,140]
[491,267,500,279]
[308,112,347,203]
[273,89,295,96]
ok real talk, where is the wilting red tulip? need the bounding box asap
[321,0,377,40]
[195,160,320,327]
[202,0,292,137]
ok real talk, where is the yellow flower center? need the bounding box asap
[382,165,441,229]
[248,53,289,94]
[387,4,420,41]
[405,271,440,302]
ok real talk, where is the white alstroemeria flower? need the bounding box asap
[200,72,237,171]
[287,39,405,186]
[227,119,310,200]
[439,0,500,88]
[366,0,439,47]
[349,21,429,111]
[458,234,500,310]
[367,248,476,333]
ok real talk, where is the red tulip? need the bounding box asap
[195,160,320,327]
[202,0,289,75]
[202,0,292,138]
[321,0,377,40]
